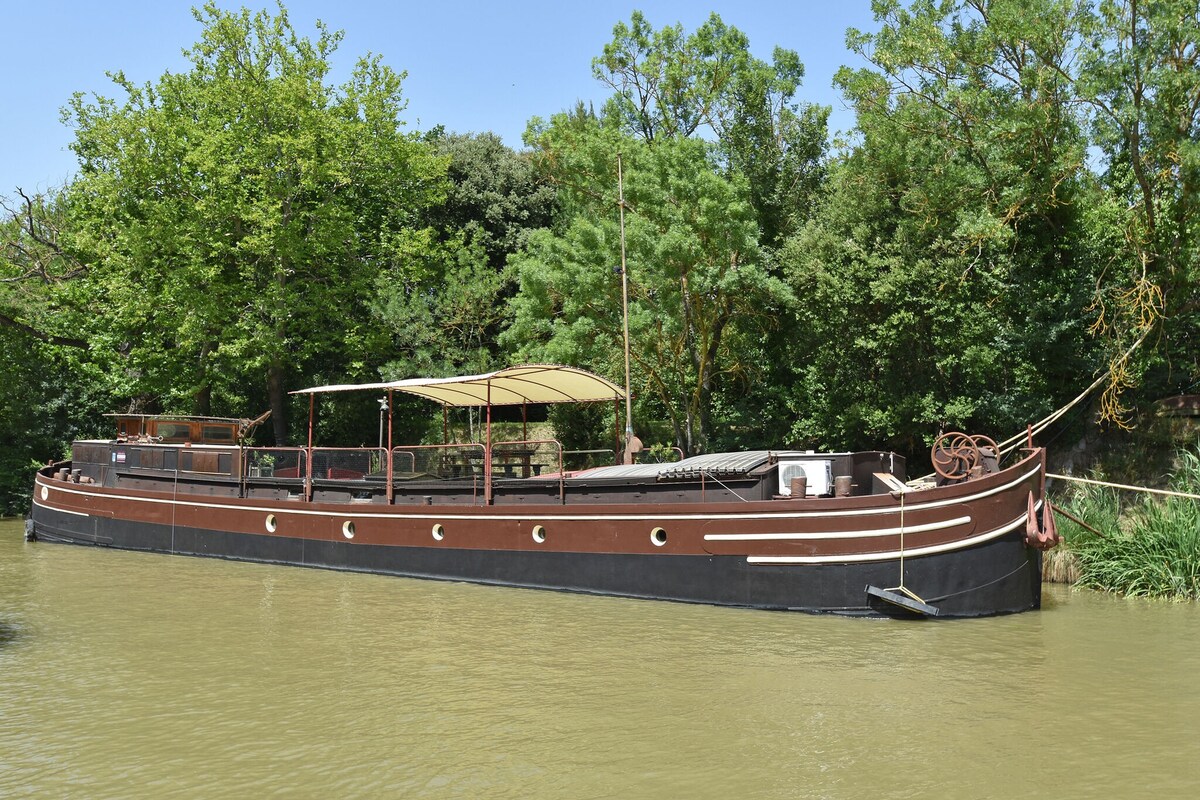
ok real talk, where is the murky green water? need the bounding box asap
[2,517,1198,798]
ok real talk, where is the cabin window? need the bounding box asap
[202,425,236,442]
[155,422,192,442]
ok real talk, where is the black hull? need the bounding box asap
[30,503,1041,618]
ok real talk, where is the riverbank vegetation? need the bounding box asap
[1049,446,1200,600]
[2,0,1198,521]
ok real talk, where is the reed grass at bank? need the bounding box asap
[1047,447,1200,600]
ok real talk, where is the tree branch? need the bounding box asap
[0,311,89,349]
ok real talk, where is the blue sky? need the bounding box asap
[2,1,879,194]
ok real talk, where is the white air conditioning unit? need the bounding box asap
[778,459,832,497]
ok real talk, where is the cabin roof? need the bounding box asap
[106,413,248,424]
[291,364,625,407]
[575,451,840,481]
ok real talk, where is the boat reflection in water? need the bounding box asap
[29,364,1058,617]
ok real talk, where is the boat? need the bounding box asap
[27,364,1059,617]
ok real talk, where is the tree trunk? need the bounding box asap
[268,359,288,445]
[194,384,211,416]
[193,342,213,416]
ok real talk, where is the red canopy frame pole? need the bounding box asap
[305,393,314,501]
[386,389,394,504]
[485,382,493,505]
[613,396,621,465]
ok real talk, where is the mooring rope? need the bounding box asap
[996,369,1108,456]
[910,330,1151,484]
[996,329,1151,457]
[1047,472,1200,501]
[994,330,1198,504]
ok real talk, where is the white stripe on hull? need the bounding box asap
[31,500,91,517]
[703,515,972,541]
[745,510,1033,565]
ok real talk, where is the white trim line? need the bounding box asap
[704,515,971,541]
[32,497,91,517]
[746,510,1032,565]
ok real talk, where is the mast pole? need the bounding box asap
[305,393,314,501]
[618,153,634,464]
[485,381,493,505]
[386,389,394,504]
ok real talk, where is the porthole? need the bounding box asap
[342,520,356,539]
[432,523,445,541]
[40,485,49,502]
[651,527,667,547]
[532,524,546,544]
[265,514,278,533]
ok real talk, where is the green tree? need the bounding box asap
[505,13,826,454]
[369,131,556,388]
[366,131,559,392]
[371,230,508,381]
[593,11,828,244]
[58,2,446,442]
[0,189,91,351]
[506,117,790,454]
[1074,0,1200,419]
[773,0,1101,453]
[427,130,557,271]
[833,0,1200,431]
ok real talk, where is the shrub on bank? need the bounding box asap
[1050,447,1200,600]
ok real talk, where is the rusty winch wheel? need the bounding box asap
[931,432,980,480]
[932,433,1002,480]
[971,434,1000,465]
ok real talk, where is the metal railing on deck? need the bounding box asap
[237,440,574,504]
[243,447,307,480]
[309,448,387,481]
[491,439,563,479]
[563,449,617,472]
[492,439,565,503]
[391,443,486,481]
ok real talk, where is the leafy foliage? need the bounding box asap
[507,114,794,454]
[368,131,559,391]
[773,0,1101,454]
[1057,447,1200,600]
[1074,0,1200,419]
[57,2,447,442]
[0,329,113,515]
[594,11,829,244]
[507,13,825,454]
[426,131,557,271]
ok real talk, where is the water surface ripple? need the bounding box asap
[1,519,1197,798]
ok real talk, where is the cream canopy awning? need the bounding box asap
[292,364,625,407]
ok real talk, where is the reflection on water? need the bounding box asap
[2,517,1198,798]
